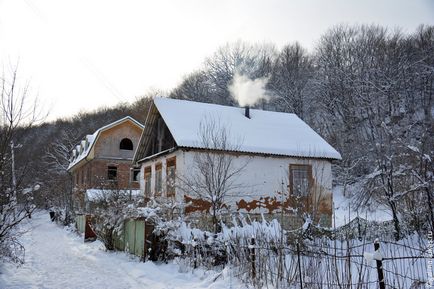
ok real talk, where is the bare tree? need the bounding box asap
[268,42,314,118]
[203,41,276,105]
[178,117,249,233]
[0,65,44,263]
[42,128,81,224]
[358,122,433,240]
[170,70,214,103]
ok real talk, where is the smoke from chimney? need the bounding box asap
[228,72,271,108]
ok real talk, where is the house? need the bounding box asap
[67,116,144,212]
[133,98,341,227]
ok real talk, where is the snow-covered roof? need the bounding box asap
[137,97,341,160]
[67,116,144,171]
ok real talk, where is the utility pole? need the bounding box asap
[129,167,133,201]
[10,141,17,219]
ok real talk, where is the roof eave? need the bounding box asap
[178,146,341,161]
[136,147,178,164]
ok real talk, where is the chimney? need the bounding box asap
[244,106,250,119]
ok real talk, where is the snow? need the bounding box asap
[363,252,374,264]
[67,131,97,170]
[362,250,383,264]
[67,116,144,171]
[153,97,341,160]
[0,212,246,289]
[302,217,312,232]
[373,249,383,261]
[333,185,392,227]
[85,189,142,201]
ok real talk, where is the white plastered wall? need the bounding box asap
[140,149,333,215]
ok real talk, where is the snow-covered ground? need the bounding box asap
[0,212,245,289]
[333,185,392,227]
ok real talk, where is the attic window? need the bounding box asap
[120,138,133,150]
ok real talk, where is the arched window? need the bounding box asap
[119,138,133,150]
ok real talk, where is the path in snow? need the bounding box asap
[0,212,241,289]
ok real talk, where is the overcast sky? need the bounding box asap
[1,0,433,121]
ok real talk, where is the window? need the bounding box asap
[166,157,176,197]
[144,166,151,197]
[290,165,311,197]
[155,163,162,197]
[107,166,117,180]
[119,138,133,150]
[131,167,140,182]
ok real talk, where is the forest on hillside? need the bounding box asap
[1,24,433,262]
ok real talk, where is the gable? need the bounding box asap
[68,116,144,171]
[94,121,143,158]
[134,105,176,162]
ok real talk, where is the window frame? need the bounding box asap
[289,164,312,197]
[155,162,162,197]
[107,165,118,181]
[131,167,140,182]
[166,157,176,198]
[144,166,152,197]
[119,138,134,151]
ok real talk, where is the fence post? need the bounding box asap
[250,237,256,280]
[193,238,197,269]
[297,241,303,289]
[374,239,385,289]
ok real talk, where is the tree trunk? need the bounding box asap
[426,187,434,234]
[212,204,218,234]
[388,200,400,241]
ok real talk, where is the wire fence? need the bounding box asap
[167,219,433,289]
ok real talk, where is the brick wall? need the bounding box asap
[72,159,140,190]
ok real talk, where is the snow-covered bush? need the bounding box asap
[159,213,287,282]
[89,189,148,250]
[0,204,31,264]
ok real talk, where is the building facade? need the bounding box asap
[133,98,341,228]
[67,116,144,212]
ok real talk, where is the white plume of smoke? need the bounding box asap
[228,73,271,107]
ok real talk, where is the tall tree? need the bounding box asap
[268,42,313,118]
[0,66,44,263]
